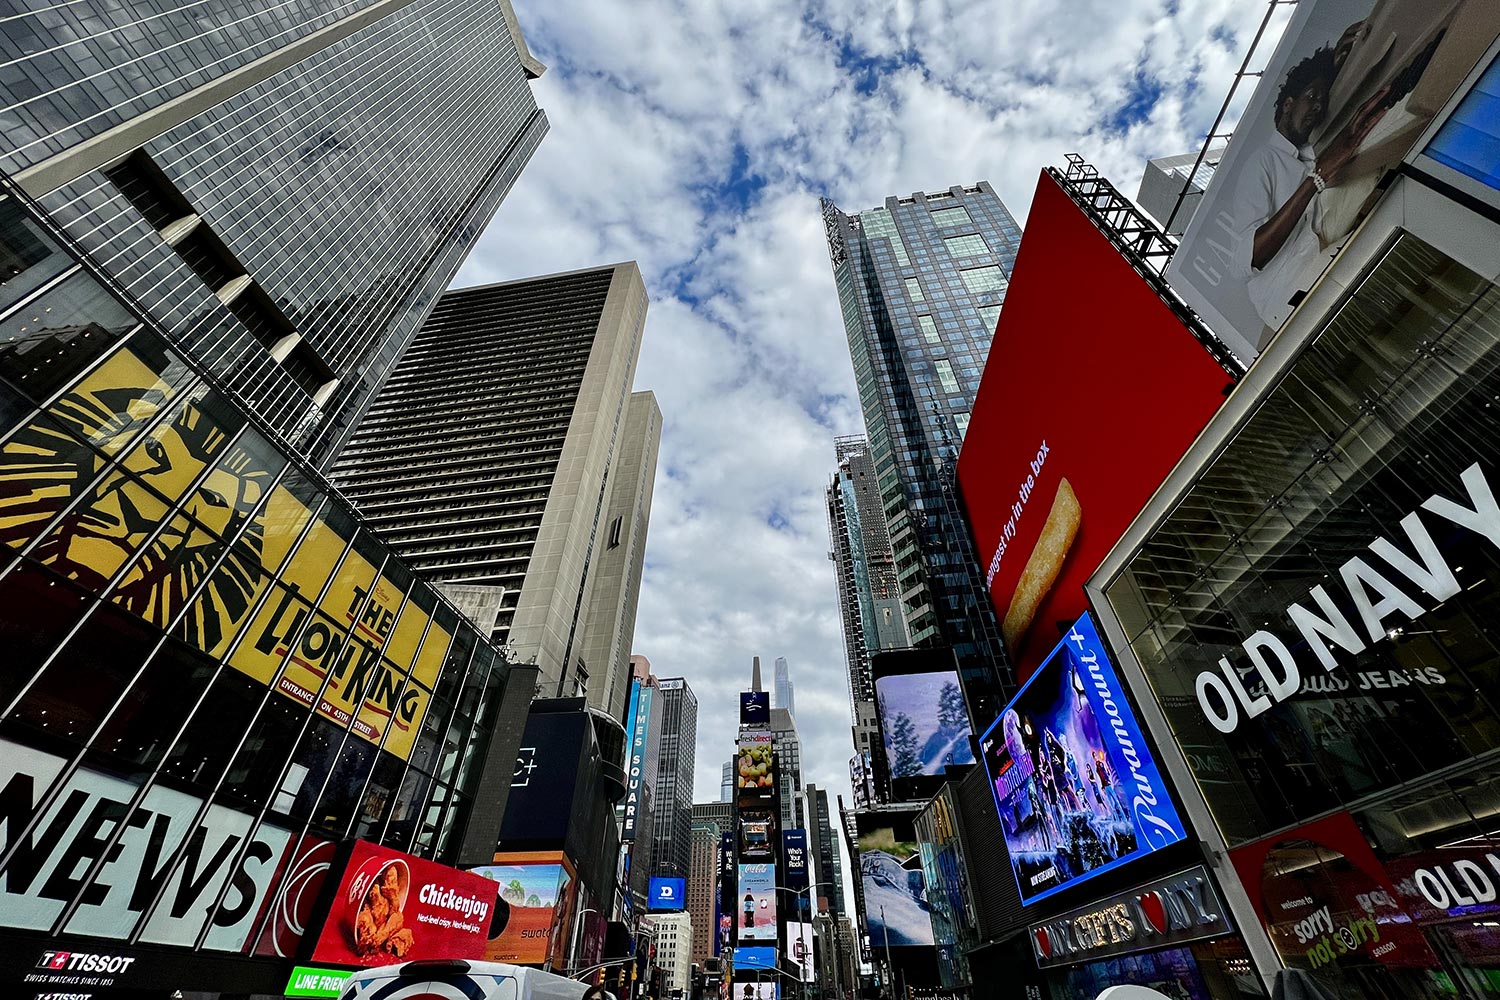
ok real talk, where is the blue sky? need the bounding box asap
[456,0,1288,891]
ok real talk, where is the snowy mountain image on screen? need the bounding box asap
[877,673,974,778]
[860,850,932,947]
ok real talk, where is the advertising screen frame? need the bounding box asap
[870,648,975,802]
[740,692,770,726]
[979,613,1187,906]
[649,876,687,911]
[467,851,578,969]
[1165,0,1500,362]
[854,810,934,949]
[956,171,1231,681]
[735,730,775,805]
[737,863,777,943]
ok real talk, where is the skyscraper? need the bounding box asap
[774,655,796,717]
[649,678,698,878]
[721,760,735,803]
[330,265,658,717]
[0,2,546,991]
[688,817,725,966]
[4,0,549,471]
[822,183,1023,727]
[805,785,846,915]
[771,706,804,830]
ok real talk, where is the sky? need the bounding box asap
[456,0,1289,891]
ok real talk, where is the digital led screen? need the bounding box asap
[855,812,933,948]
[649,876,686,911]
[737,863,777,942]
[740,691,770,725]
[871,649,975,801]
[980,614,1186,905]
[733,946,777,971]
[468,852,576,969]
[735,730,775,804]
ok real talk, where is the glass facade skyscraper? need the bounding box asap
[0,0,547,992]
[3,0,548,470]
[822,183,1022,726]
[649,678,697,878]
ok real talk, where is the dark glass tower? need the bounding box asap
[2,0,549,469]
[649,678,698,878]
[822,183,1023,726]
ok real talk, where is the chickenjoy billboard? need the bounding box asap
[312,841,495,967]
[957,171,1232,679]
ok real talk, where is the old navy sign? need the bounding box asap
[1029,866,1231,968]
[1195,462,1500,734]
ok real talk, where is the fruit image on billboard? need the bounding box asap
[1167,0,1500,361]
[979,614,1186,905]
[736,731,775,803]
[737,864,777,942]
[956,171,1230,680]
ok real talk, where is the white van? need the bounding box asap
[335,958,594,1000]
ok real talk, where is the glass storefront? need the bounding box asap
[0,190,511,960]
[1104,229,1500,997]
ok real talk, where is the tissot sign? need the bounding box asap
[1028,867,1232,968]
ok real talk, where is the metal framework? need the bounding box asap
[1163,0,1300,234]
[1053,157,1245,376]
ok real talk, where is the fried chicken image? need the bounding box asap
[353,864,415,958]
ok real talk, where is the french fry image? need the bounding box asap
[1003,478,1081,651]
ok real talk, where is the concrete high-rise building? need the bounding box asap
[774,656,796,717]
[0,0,549,987]
[1135,148,1226,237]
[822,183,1024,727]
[688,818,724,967]
[3,0,549,471]
[805,785,846,915]
[331,265,658,717]
[649,678,698,878]
[645,911,693,995]
[770,707,804,830]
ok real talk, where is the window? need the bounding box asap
[904,277,924,302]
[929,206,972,227]
[608,514,623,549]
[943,234,990,259]
[934,359,960,394]
[979,305,1001,332]
[960,265,1006,296]
[917,315,941,345]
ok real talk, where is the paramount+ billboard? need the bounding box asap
[956,171,1232,679]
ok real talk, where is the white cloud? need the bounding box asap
[459,0,1286,905]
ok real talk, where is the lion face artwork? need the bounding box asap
[0,342,278,651]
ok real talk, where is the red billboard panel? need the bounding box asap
[957,170,1232,679]
[311,840,495,967]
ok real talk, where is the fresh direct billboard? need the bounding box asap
[737,863,777,942]
[871,648,975,801]
[312,840,495,966]
[956,171,1230,679]
[468,852,576,968]
[980,614,1186,906]
[1166,0,1500,361]
[650,876,687,911]
[735,730,775,803]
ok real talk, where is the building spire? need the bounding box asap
[751,655,762,692]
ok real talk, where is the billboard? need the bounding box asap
[623,678,653,841]
[733,946,777,971]
[735,730,775,804]
[956,171,1230,679]
[0,345,451,760]
[650,877,687,911]
[783,830,809,893]
[1166,0,1500,361]
[740,808,778,861]
[312,841,495,967]
[871,649,975,801]
[788,922,815,981]
[740,691,770,725]
[498,709,588,843]
[737,863,777,942]
[716,832,735,955]
[855,811,933,948]
[980,614,1187,906]
[735,985,778,1000]
[468,852,577,969]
